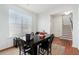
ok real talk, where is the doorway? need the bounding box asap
[50,12,73,40]
[62,13,73,40]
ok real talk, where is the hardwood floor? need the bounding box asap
[53,37,79,55]
[0,37,79,55]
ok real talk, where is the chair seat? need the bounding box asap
[23,45,30,49]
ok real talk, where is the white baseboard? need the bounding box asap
[72,44,78,49]
[0,46,14,51]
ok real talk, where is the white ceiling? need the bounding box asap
[17,4,77,14]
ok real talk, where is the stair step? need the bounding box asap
[62,25,72,40]
[60,36,72,40]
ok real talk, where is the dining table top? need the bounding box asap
[20,34,51,55]
[33,34,51,45]
[34,34,50,40]
[21,34,51,45]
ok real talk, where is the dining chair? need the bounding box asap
[30,32,34,40]
[39,34,54,55]
[13,37,18,48]
[26,34,34,47]
[17,38,33,55]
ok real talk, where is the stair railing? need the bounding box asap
[69,13,73,30]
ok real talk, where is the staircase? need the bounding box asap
[61,14,73,40]
[61,25,72,40]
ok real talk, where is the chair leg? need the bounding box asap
[50,46,52,55]
[23,50,26,55]
[48,47,52,55]
[24,52,26,55]
[47,51,49,55]
[47,49,49,55]
[39,46,41,55]
[19,50,21,55]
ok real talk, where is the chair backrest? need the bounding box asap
[26,34,31,44]
[31,32,34,35]
[48,34,54,49]
[50,34,54,43]
[30,32,34,40]
[39,34,54,51]
[43,34,54,48]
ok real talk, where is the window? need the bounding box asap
[9,9,32,37]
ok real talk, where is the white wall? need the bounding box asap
[8,5,38,33]
[78,6,79,49]
[32,14,38,33]
[72,5,79,49]
[38,13,50,34]
[37,5,79,49]
[0,5,10,50]
[0,5,37,50]
[50,15,62,37]
[38,5,76,34]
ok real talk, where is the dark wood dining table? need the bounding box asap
[22,34,51,55]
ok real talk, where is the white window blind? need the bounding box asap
[9,9,32,37]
